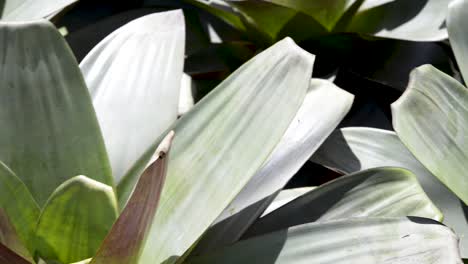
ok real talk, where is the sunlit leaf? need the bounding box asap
[35,176,118,263]
[80,10,185,184]
[261,187,315,217]
[191,79,353,254]
[447,0,468,82]
[0,0,78,21]
[0,20,113,206]
[118,37,315,263]
[392,65,468,206]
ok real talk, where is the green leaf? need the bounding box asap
[0,162,39,257]
[392,65,468,206]
[35,176,118,263]
[0,243,31,264]
[189,217,462,263]
[0,20,113,206]
[191,79,353,254]
[259,0,360,31]
[0,0,78,21]
[261,187,315,217]
[118,37,314,263]
[347,0,450,41]
[80,11,185,185]
[311,127,468,257]
[183,0,246,31]
[447,0,468,82]
[244,168,442,238]
[0,209,33,262]
[90,132,173,264]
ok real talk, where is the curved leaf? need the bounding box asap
[392,65,468,205]
[348,0,450,41]
[119,37,315,263]
[447,0,468,82]
[80,11,185,184]
[90,132,173,264]
[0,20,113,206]
[191,79,353,254]
[1,0,78,21]
[245,167,441,237]
[35,176,118,263]
[0,162,39,256]
[311,127,468,257]
[190,217,462,264]
[0,210,33,262]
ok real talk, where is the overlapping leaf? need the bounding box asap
[311,127,468,256]
[80,10,185,184]
[0,0,78,21]
[447,0,468,82]
[244,168,441,237]
[0,20,113,206]
[191,79,353,254]
[190,217,462,264]
[35,176,118,263]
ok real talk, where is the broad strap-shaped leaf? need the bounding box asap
[80,11,185,184]
[392,65,468,205]
[0,243,31,264]
[311,127,468,257]
[261,187,315,217]
[447,0,468,82]
[244,167,441,238]
[0,162,39,255]
[35,176,118,263]
[191,79,353,254]
[189,217,462,264]
[347,0,450,41]
[122,38,315,263]
[0,0,78,21]
[178,74,195,117]
[90,132,173,264]
[183,0,246,31]
[0,20,113,206]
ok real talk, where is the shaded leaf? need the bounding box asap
[261,187,315,217]
[35,176,118,263]
[190,217,462,264]
[311,127,468,257]
[0,243,31,264]
[0,20,113,206]
[245,167,442,237]
[447,0,468,82]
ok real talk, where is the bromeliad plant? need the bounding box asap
[0,8,462,264]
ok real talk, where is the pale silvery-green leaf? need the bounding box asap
[130,37,314,263]
[0,162,38,257]
[179,73,195,116]
[80,10,185,184]
[311,127,468,257]
[392,65,468,206]
[262,187,315,217]
[189,217,462,264]
[0,20,113,206]
[447,0,468,82]
[244,167,442,238]
[348,0,450,41]
[35,176,118,263]
[191,79,353,254]
[1,0,78,20]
